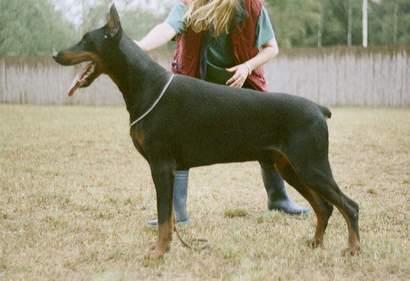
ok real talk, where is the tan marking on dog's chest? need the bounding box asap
[131,127,145,147]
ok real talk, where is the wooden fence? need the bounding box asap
[265,47,409,107]
[0,57,123,106]
[0,47,409,106]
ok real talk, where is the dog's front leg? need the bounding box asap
[146,159,175,259]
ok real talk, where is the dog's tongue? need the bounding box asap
[66,63,94,96]
[67,73,82,96]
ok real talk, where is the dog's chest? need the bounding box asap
[130,126,145,154]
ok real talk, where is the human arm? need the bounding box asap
[135,2,187,52]
[134,22,177,52]
[226,38,279,88]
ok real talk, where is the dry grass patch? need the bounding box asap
[224,209,248,218]
[0,105,409,281]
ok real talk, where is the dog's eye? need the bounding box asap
[103,27,110,39]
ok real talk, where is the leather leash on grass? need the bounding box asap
[174,225,210,251]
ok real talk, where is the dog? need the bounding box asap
[53,4,360,259]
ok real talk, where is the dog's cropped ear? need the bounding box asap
[106,3,121,38]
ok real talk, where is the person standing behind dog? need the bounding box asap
[136,0,309,226]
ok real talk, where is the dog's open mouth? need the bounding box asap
[67,62,98,96]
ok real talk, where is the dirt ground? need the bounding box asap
[0,105,409,281]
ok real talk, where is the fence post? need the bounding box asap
[362,0,368,48]
[0,59,6,102]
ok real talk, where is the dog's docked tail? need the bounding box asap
[319,105,332,119]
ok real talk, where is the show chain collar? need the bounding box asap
[129,74,174,128]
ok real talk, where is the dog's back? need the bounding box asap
[166,74,331,128]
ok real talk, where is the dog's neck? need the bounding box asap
[104,34,171,123]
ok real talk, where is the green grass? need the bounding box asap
[0,105,409,281]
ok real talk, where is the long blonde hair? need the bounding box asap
[184,0,239,37]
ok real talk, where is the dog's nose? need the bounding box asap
[52,48,59,60]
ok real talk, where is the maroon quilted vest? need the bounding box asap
[172,0,267,91]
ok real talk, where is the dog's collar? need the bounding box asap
[129,74,174,128]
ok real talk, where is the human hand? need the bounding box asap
[226,62,252,88]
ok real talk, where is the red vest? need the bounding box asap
[172,0,267,92]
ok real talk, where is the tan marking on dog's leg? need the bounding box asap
[305,191,334,249]
[146,218,173,259]
[275,156,333,249]
[338,207,360,256]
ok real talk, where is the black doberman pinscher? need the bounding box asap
[53,4,360,259]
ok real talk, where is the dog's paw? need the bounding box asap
[144,242,171,260]
[145,247,165,260]
[306,238,323,249]
[149,242,156,251]
[341,245,361,256]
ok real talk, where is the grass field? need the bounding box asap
[0,105,409,281]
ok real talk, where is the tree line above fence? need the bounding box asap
[0,0,409,56]
[266,0,410,48]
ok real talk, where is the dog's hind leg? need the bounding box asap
[309,170,359,255]
[284,121,360,255]
[274,156,334,248]
[146,159,176,259]
[289,157,360,256]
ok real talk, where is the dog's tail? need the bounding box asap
[319,105,332,119]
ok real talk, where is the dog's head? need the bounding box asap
[53,4,122,96]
